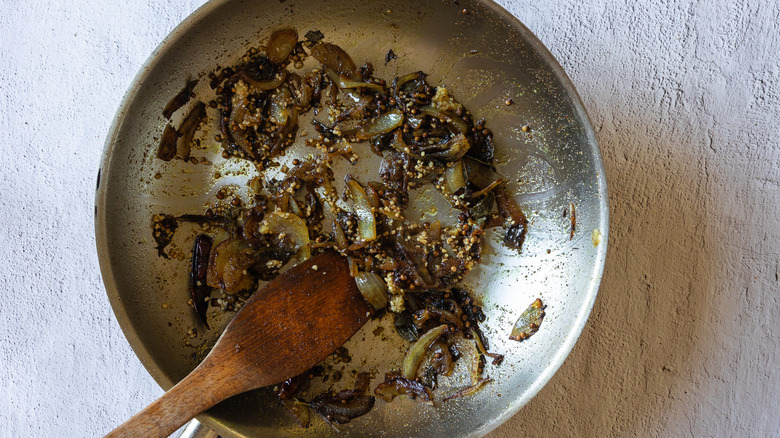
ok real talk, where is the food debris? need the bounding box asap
[592,228,602,247]
[509,298,545,341]
[385,49,397,65]
[569,202,576,240]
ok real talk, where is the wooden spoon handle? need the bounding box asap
[104,364,238,438]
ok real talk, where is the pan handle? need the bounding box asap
[176,420,219,438]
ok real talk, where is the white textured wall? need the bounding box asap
[1,0,778,436]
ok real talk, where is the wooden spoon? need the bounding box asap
[105,251,371,437]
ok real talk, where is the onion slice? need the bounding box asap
[266,28,298,65]
[258,211,312,261]
[157,123,178,161]
[178,101,206,161]
[354,271,388,309]
[442,378,493,402]
[426,133,470,162]
[346,177,377,243]
[402,324,449,380]
[443,160,466,195]
[355,109,404,140]
[237,70,287,91]
[206,238,256,293]
[419,105,469,135]
[310,43,359,80]
[374,373,432,403]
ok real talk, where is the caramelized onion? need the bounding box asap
[424,133,470,162]
[420,105,469,135]
[310,391,375,424]
[443,378,492,402]
[258,211,312,261]
[374,373,432,403]
[266,28,298,65]
[346,177,376,243]
[443,160,466,195]
[468,178,503,199]
[206,238,256,294]
[163,77,198,119]
[332,216,348,250]
[413,308,464,330]
[269,87,293,126]
[494,187,528,252]
[354,271,388,309]
[355,109,404,140]
[464,156,503,189]
[156,123,178,161]
[402,324,449,380]
[237,70,287,91]
[310,42,359,79]
[177,101,206,161]
[390,129,420,159]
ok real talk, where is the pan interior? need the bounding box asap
[95,0,608,436]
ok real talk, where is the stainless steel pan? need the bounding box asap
[95,0,608,436]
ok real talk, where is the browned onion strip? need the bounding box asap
[374,374,432,403]
[419,105,469,135]
[442,378,493,402]
[472,329,504,366]
[402,324,449,380]
[346,177,377,243]
[347,256,360,277]
[494,187,528,251]
[310,42,359,80]
[423,133,470,162]
[354,271,388,309]
[468,177,504,199]
[413,308,465,330]
[393,71,424,91]
[390,129,422,159]
[443,160,466,195]
[427,340,454,376]
[309,391,375,424]
[178,101,206,161]
[266,28,298,64]
[206,238,257,293]
[237,70,288,91]
[258,211,312,261]
[334,77,386,94]
[494,187,526,225]
[334,95,371,124]
[363,184,380,208]
[156,123,178,161]
[355,109,404,140]
[163,77,198,119]
[331,216,348,250]
[569,202,576,240]
[288,196,304,217]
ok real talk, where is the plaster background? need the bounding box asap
[1,0,778,436]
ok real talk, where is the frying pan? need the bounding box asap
[95,0,608,436]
